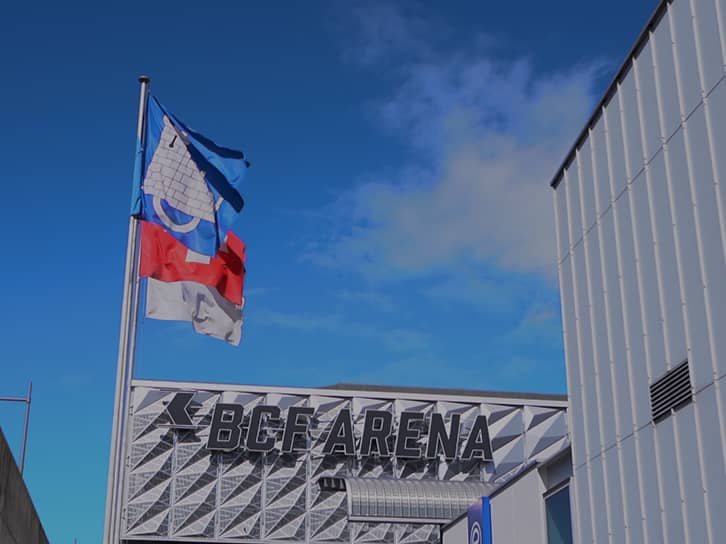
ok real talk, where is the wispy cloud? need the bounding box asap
[252,309,429,352]
[333,289,397,312]
[315,4,602,283]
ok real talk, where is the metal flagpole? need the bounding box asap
[103,75,150,544]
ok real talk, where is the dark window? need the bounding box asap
[545,485,573,544]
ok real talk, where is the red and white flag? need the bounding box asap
[140,221,246,345]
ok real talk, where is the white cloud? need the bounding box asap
[316,6,601,282]
[333,289,397,312]
[252,309,429,352]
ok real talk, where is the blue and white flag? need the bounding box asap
[130,96,250,256]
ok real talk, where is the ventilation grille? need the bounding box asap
[650,360,693,422]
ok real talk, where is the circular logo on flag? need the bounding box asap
[153,195,201,233]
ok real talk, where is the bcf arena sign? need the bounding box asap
[165,392,494,461]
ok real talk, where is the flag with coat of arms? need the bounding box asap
[132,96,249,345]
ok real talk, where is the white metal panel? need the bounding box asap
[573,464,593,544]
[554,181,570,261]
[604,96,629,200]
[652,11,682,140]
[570,464,589,542]
[601,448,625,543]
[612,188,651,431]
[645,150,687,367]
[566,167,583,250]
[717,0,726,69]
[587,456,609,543]
[619,65,646,180]
[619,434,646,544]
[683,105,726,383]
[690,0,724,94]
[634,425,664,543]
[559,257,587,469]
[491,469,546,544]
[654,418,686,544]
[704,79,726,265]
[670,0,704,118]
[571,245,600,460]
[665,129,712,389]
[694,386,726,541]
[584,227,616,450]
[591,115,612,217]
[598,209,632,439]
[441,515,466,544]
[491,482,515,543]
[635,40,664,162]
[578,141,597,235]
[702,81,726,380]
[630,173,667,382]
[672,403,709,543]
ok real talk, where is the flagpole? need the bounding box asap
[103,75,150,544]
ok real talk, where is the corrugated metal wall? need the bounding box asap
[553,0,726,542]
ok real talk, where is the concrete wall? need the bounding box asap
[552,0,726,541]
[0,428,48,544]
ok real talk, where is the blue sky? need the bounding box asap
[0,1,656,541]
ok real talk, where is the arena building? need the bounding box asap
[116,380,569,543]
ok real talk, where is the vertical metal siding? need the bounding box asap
[652,13,681,140]
[654,419,686,543]
[558,257,587,469]
[691,0,724,93]
[572,465,592,543]
[555,185,570,270]
[591,119,613,218]
[571,245,599,460]
[685,106,726,381]
[619,72,646,181]
[630,177,666,384]
[566,166,583,249]
[619,434,647,543]
[672,403,709,543]
[645,151,687,366]
[670,0,702,118]
[578,142,598,233]
[665,128,711,383]
[587,456,609,542]
[553,2,726,543]
[602,448,625,543]
[604,101,628,201]
[635,41,663,163]
[597,211,632,439]
[635,425,665,543]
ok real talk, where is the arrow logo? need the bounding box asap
[165,392,196,428]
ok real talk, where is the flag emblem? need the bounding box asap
[131,97,250,256]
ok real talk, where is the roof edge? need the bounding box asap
[549,0,670,189]
[324,382,567,402]
[131,378,568,406]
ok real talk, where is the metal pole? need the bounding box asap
[19,381,31,474]
[103,75,150,544]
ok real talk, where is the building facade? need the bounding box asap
[117,380,568,543]
[551,0,726,542]
[441,450,573,544]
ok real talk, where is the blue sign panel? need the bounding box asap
[468,497,492,544]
